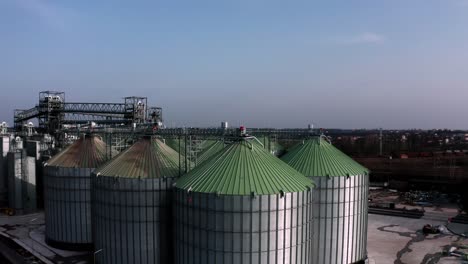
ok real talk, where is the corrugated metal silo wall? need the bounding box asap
[93,176,174,264]
[0,136,9,206]
[7,151,36,211]
[310,175,369,264]
[173,189,313,264]
[44,166,93,248]
[0,154,6,206]
[7,151,23,210]
[24,156,37,210]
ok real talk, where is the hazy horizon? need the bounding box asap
[2,0,468,129]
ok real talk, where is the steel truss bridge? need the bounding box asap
[14,91,162,135]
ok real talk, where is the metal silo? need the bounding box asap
[0,135,10,206]
[173,133,314,264]
[166,138,185,154]
[254,136,285,157]
[196,140,225,165]
[281,136,370,264]
[43,134,108,250]
[7,149,37,213]
[92,137,180,264]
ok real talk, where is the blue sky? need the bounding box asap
[1,0,468,129]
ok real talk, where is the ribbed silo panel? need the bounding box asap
[44,166,93,249]
[310,174,369,264]
[93,176,174,264]
[173,189,313,264]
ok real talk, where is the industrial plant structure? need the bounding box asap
[0,133,45,215]
[43,134,110,250]
[6,148,37,213]
[92,137,180,264]
[14,91,162,142]
[173,133,314,264]
[0,90,387,264]
[0,134,9,206]
[282,136,370,264]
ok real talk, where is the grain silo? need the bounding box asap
[0,135,10,206]
[254,136,285,156]
[7,149,36,213]
[43,134,108,250]
[166,138,185,154]
[173,132,314,264]
[281,136,369,264]
[196,140,225,165]
[92,137,180,264]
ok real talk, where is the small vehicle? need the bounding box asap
[422,224,439,234]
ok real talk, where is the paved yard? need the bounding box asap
[1,210,467,264]
[368,213,468,264]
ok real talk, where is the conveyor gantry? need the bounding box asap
[14,91,161,135]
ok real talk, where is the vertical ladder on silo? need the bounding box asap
[270,133,278,155]
[186,135,202,170]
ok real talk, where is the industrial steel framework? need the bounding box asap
[147,106,163,125]
[14,92,162,135]
[58,126,319,174]
[185,135,203,170]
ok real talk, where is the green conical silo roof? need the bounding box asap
[254,136,285,153]
[95,137,180,178]
[281,137,369,177]
[175,138,313,195]
[165,138,185,154]
[197,140,225,165]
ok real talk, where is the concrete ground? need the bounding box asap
[0,211,91,264]
[368,213,468,264]
[1,210,467,264]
